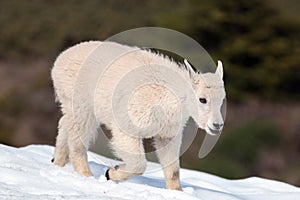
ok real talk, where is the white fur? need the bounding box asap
[51,41,226,190]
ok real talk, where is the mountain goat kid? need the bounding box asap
[51,41,226,190]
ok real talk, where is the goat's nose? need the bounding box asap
[213,123,223,130]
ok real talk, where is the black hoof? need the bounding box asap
[114,165,119,170]
[105,169,110,180]
[51,158,54,163]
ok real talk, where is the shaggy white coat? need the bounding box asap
[51,41,225,190]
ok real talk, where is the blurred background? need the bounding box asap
[0,0,299,186]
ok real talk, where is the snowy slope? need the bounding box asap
[0,144,299,200]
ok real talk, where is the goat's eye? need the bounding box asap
[199,98,207,104]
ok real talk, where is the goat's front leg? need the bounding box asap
[154,134,182,191]
[106,128,147,181]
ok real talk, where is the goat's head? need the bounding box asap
[185,60,226,135]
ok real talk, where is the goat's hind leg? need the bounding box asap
[154,135,182,191]
[53,115,69,167]
[68,132,92,177]
[67,113,98,177]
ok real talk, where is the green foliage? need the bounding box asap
[0,0,174,58]
[217,120,282,163]
[193,120,282,178]
[0,0,299,100]
[155,0,300,101]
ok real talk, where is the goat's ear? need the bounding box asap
[215,60,223,79]
[184,59,197,79]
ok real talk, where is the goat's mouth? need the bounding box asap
[207,126,221,135]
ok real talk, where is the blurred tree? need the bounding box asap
[154,0,300,101]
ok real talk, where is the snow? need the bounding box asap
[0,144,299,200]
